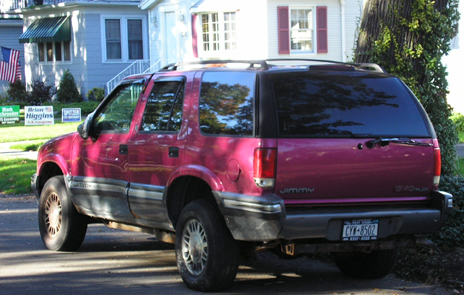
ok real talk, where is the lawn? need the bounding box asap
[0,121,81,143]
[0,158,36,194]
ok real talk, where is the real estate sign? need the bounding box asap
[62,108,81,122]
[25,106,54,125]
[0,105,20,124]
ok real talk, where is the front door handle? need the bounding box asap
[119,144,128,155]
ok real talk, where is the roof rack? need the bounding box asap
[159,59,386,73]
[160,60,269,71]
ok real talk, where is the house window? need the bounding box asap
[128,20,143,60]
[290,9,313,51]
[200,12,236,53]
[103,17,146,62]
[38,42,72,63]
[278,6,327,54]
[105,19,122,59]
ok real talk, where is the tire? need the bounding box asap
[175,200,239,292]
[38,176,88,251]
[334,248,398,279]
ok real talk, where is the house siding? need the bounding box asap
[22,4,147,98]
[344,0,364,61]
[267,0,342,60]
[144,0,362,64]
[0,20,25,93]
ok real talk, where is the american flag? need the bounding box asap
[0,47,21,83]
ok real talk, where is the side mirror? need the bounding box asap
[78,112,94,140]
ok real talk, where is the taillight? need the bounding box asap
[433,139,441,190]
[253,148,276,188]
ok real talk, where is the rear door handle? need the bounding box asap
[119,144,128,155]
[169,147,179,158]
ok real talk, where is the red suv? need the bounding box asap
[32,60,453,291]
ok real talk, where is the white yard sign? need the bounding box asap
[25,106,55,126]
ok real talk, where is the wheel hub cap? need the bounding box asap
[182,219,208,275]
[45,193,62,237]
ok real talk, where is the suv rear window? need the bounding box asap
[270,71,430,138]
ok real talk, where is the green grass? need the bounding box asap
[10,140,46,152]
[0,157,36,194]
[459,131,464,143]
[0,121,81,143]
[457,158,464,177]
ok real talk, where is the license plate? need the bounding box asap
[342,219,378,241]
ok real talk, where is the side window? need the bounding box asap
[141,80,185,132]
[94,82,143,133]
[199,71,255,136]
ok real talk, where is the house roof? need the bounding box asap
[19,16,70,44]
[190,0,240,13]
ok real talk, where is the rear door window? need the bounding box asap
[270,71,430,138]
[199,71,256,136]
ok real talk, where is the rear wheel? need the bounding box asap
[175,200,239,291]
[38,176,87,251]
[334,248,398,279]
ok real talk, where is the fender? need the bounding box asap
[37,132,78,178]
[168,164,224,192]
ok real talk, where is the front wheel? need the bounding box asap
[38,176,88,251]
[334,248,398,279]
[175,200,239,292]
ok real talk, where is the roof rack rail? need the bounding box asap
[158,59,386,73]
[160,60,269,71]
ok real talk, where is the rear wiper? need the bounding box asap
[366,137,433,148]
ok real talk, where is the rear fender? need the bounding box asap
[168,164,224,192]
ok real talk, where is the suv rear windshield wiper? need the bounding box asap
[367,137,433,148]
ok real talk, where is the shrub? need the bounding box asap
[428,174,464,247]
[7,80,28,104]
[87,87,105,102]
[451,112,464,133]
[28,80,56,105]
[56,70,82,103]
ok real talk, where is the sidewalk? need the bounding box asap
[456,143,464,158]
[0,141,38,160]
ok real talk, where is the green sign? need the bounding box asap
[0,105,20,125]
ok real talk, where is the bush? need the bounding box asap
[56,70,82,103]
[428,175,464,247]
[7,80,28,104]
[451,112,464,133]
[28,80,56,105]
[87,87,105,102]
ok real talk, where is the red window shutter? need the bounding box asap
[277,6,290,54]
[317,6,328,53]
[191,14,198,58]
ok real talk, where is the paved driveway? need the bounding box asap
[0,195,453,295]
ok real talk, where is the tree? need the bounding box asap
[355,0,460,175]
[56,69,82,103]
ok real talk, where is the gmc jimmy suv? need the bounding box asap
[32,59,453,291]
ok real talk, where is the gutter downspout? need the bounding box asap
[340,0,346,62]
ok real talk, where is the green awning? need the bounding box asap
[19,16,71,44]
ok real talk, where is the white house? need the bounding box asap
[16,0,149,98]
[5,0,364,97]
[139,0,364,66]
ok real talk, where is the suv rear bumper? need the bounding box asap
[213,191,453,242]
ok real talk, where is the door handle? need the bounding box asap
[169,147,179,158]
[119,144,128,155]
